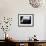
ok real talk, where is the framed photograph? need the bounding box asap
[18,14,34,27]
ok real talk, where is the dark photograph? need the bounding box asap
[20,16,31,24]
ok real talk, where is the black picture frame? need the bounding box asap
[18,14,34,27]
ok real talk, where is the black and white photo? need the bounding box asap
[18,14,34,27]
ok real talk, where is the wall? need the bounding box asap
[0,0,46,40]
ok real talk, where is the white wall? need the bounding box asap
[0,0,46,40]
